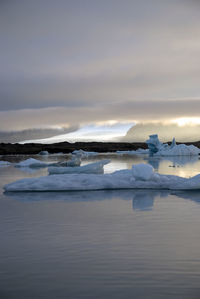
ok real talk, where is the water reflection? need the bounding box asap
[146,155,199,170]
[5,189,200,210]
[132,190,169,211]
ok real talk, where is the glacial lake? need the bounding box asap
[1,153,200,299]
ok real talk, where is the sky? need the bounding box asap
[1,0,200,140]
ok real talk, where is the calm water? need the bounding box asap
[1,154,200,299]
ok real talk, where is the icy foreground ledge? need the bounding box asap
[4,163,200,192]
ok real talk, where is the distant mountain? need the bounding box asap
[124,123,200,142]
[0,127,78,143]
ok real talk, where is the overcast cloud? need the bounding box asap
[1,0,200,131]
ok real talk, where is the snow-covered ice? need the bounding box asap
[5,163,200,192]
[38,151,49,155]
[72,149,99,158]
[132,163,154,181]
[15,158,55,168]
[65,155,81,167]
[48,160,110,175]
[155,144,200,156]
[146,134,200,156]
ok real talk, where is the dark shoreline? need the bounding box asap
[1,141,200,155]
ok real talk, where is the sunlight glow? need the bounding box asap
[171,117,200,127]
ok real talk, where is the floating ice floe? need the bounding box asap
[0,161,11,167]
[154,144,200,156]
[15,158,54,168]
[5,163,200,192]
[146,134,200,156]
[38,151,49,155]
[65,155,81,167]
[72,149,99,158]
[48,160,110,175]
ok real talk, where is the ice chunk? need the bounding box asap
[15,158,53,168]
[72,149,98,158]
[65,155,81,167]
[132,163,154,181]
[146,134,165,154]
[4,163,200,192]
[170,137,176,149]
[38,151,49,155]
[146,134,200,156]
[155,144,200,156]
[48,160,110,175]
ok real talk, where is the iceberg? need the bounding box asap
[4,163,200,192]
[15,158,55,168]
[72,149,99,158]
[38,151,49,155]
[65,155,81,167]
[146,134,169,154]
[146,134,200,156]
[48,160,110,175]
[155,144,200,156]
[15,157,82,169]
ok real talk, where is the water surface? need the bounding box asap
[1,154,200,298]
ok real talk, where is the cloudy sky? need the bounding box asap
[1,0,200,134]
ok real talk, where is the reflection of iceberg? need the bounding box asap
[146,155,199,169]
[146,134,200,156]
[5,189,135,202]
[132,190,168,211]
[48,160,110,175]
[132,191,155,211]
[5,163,200,192]
[6,189,200,213]
[172,190,200,204]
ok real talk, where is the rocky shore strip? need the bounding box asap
[1,141,200,155]
[0,142,147,155]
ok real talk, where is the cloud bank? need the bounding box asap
[0,0,200,135]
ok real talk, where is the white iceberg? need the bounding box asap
[65,155,81,167]
[15,158,54,168]
[15,157,82,169]
[132,163,154,181]
[48,160,110,175]
[155,144,200,156]
[146,134,200,156]
[4,163,200,192]
[72,149,99,158]
[38,151,49,155]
